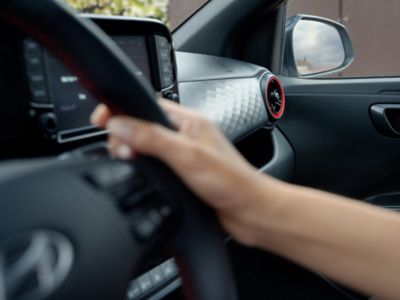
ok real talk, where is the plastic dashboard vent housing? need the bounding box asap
[262,74,285,120]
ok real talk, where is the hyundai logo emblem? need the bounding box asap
[0,230,74,300]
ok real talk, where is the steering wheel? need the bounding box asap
[0,1,237,300]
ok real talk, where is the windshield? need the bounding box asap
[65,0,209,30]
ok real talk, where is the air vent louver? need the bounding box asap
[262,75,285,120]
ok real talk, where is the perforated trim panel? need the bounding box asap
[179,77,269,141]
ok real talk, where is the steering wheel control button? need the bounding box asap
[127,281,141,299]
[133,210,163,240]
[149,266,164,285]
[86,163,135,191]
[137,274,153,293]
[126,260,179,300]
[120,187,154,211]
[161,260,176,278]
[160,259,178,279]
[132,205,173,241]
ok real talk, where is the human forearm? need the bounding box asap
[243,177,400,300]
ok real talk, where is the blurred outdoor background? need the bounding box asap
[64,0,207,30]
[65,0,169,23]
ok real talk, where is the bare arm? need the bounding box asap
[92,100,400,300]
[246,178,400,300]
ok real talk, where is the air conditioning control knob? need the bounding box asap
[40,112,58,134]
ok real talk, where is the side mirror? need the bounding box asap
[284,15,354,78]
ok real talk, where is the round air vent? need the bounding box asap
[263,75,285,120]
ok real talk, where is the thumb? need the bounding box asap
[107,116,189,168]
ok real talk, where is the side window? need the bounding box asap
[287,0,400,78]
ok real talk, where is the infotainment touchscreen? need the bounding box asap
[44,36,152,137]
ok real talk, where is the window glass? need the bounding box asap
[287,0,400,78]
[65,0,208,30]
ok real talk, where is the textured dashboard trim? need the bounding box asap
[179,76,269,141]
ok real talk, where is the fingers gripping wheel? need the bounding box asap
[0,1,238,300]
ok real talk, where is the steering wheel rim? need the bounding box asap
[0,1,238,300]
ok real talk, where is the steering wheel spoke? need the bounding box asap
[84,158,179,243]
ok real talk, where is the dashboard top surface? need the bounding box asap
[176,51,265,82]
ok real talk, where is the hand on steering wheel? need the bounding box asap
[92,99,277,247]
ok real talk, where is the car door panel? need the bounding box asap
[279,76,400,200]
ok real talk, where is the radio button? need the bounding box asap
[40,113,58,133]
[31,92,49,104]
[29,74,45,83]
[24,39,40,52]
[160,51,170,60]
[27,56,42,66]
[30,80,47,89]
[162,65,172,74]
[24,41,42,61]
[32,89,47,98]
[25,52,44,69]
[156,36,169,48]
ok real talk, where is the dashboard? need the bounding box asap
[24,16,178,144]
[0,14,294,300]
